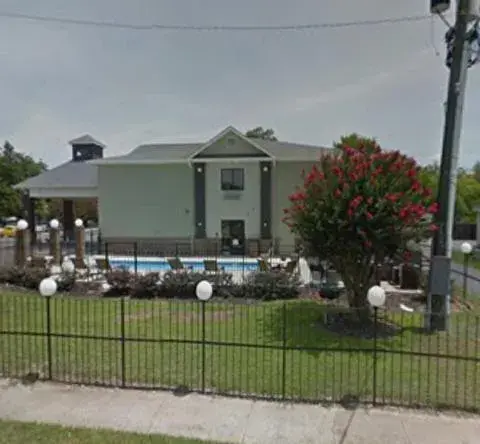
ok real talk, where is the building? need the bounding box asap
[15,126,329,255]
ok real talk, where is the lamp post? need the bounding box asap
[39,277,57,380]
[49,219,61,265]
[15,219,29,267]
[367,284,386,406]
[196,280,213,393]
[461,242,473,299]
[74,218,85,269]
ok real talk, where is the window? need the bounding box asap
[221,168,244,191]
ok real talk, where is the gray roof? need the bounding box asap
[254,139,330,160]
[99,143,201,163]
[14,161,98,190]
[69,134,106,148]
[93,139,329,165]
[15,133,330,190]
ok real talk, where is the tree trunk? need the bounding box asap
[346,288,371,323]
[337,258,375,323]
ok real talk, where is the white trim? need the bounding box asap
[90,159,187,166]
[187,126,275,161]
[85,157,319,167]
[275,158,322,162]
[91,157,317,166]
[190,157,273,164]
[29,187,98,199]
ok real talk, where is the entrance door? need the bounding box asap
[221,220,245,255]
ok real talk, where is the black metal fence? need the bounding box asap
[0,293,479,411]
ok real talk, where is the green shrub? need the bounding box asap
[22,267,50,290]
[105,267,133,296]
[56,272,76,292]
[241,270,301,300]
[131,272,161,299]
[0,266,49,289]
[155,270,234,299]
[0,266,76,293]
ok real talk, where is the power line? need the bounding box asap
[0,11,431,32]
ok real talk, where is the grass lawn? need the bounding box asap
[452,250,480,272]
[0,419,217,443]
[0,291,479,411]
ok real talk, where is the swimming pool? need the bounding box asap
[103,256,262,273]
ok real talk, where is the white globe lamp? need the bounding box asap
[39,277,57,297]
[461,242,473,255]
[101,282,111,293]
[196,280,213,301]
[16,219,28,230]
[61,260,75,274]
[367,285,386,308]
[74,218,84,228]
[49,218,60,230]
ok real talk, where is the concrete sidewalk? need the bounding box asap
[0,379,479,443]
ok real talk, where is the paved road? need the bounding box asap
[0,380,478,443]
[421,240,480,297]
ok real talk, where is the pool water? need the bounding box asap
[109,259,259,273]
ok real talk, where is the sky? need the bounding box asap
[0,0,479,168]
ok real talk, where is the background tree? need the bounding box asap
[333,133,377,152]
[245,127,277,141]
[0,141,47,218]
[473,161,480,183]
[283,135,438,317]
[418,162,480,223]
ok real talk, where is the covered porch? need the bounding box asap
[14,160,98,243]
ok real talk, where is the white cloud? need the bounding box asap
[0,0,479,168]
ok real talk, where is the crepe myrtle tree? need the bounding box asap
[283,136,438,314]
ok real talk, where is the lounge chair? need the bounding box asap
[168,257,185,271]
[95,257,111,273]
[204,259,223,273]
[257,258,269,272]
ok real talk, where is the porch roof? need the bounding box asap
[14,161,98,198]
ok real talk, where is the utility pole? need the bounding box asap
[427,0,473,331]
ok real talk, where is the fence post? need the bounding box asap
[201,300,206,393]
[463,253,469,299]
[105,242,109,265]
[372,306,379,406]
[133,242,138,276]
[120,297,126,388]
[46,295,53,380]
[97,230,103,255]
[281,301,287,400]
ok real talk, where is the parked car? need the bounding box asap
[1,225,17,238]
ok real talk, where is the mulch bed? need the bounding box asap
[301,286,476,313]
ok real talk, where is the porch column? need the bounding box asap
[22,192,36,245]
[260,162,272,239]
[194,163,206,238]
[63,199,75,241]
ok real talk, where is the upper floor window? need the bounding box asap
[221,168,244,191]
